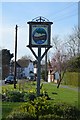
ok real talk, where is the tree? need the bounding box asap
[51,50,68,88]
[66,56,80,72]
[48,26,80,88]
[50,35,69,88]
[1,49,14,79]
[51,35,61,51]
[65,26,79,58]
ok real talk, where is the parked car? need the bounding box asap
[28,71,35,80]
[5,75,17,84]
[29,75,34,80]
[28,72,35,80]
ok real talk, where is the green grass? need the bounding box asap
[0,102,2,120]
[1,81,79,118]
[2,102,24,119]
[43,83,78,107]
[2,80,36,93]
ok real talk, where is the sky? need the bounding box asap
[0,2,78,60]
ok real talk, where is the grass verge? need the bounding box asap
[1,81,79,118]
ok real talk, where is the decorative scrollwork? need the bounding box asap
[32,16,49,22]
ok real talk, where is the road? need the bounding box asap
[0,80,5,86]
[0,79,22,86]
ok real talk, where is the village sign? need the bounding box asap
[27,16,53,96]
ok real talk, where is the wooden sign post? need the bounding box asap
[27,16,53,96]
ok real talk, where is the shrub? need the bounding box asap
[29,93,36,101]
[39,114,64,120]
[6,100,80,120]
[41,70,48,81]
[23,92,36,101]
[40,91,51,100]
[40,83,51,100]
[2,88,37,102]
[63,72,79,86]
[6,102,36,120]
[41,70,45,80]
[6,96,53,119]
[6,111,37,120]
[6,91,24,102]
[31,96,53,116]
[19,96,53,116]
[52,103,80,120]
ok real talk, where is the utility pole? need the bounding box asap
[14,25,18,89]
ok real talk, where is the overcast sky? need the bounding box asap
[1,2,78,60]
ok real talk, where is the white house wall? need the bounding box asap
[28,62,34,72]
[22,62,34,78]
[23,67,29,77]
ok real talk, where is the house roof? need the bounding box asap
[17,59,30,68]
[10,61,22,68]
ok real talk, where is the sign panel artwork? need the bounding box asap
[32,25,48,46]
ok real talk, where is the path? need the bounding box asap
[43,82,80,92]
[54,84,80,92]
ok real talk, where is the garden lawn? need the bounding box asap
[2,81,79,118]
[2,102,24,119]
[43,83,78,107]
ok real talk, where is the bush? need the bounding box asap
[23,92,36,101]
[19,96,53,116]
[29,93,36,101]
[6,111,37,120]
[63,72,79,87]
[41,70,45,80]
[6,100,80,120]
[6,91,24,102]
[6,102,37,120]
[41,70,48,81]
[39,103,80,120]
[2,89,37,102]
[39,114,64,120]
[6,96,53,119]
[2,81,51,102]
[31,96,53,116]
[52,103,80,120]
[67,56,80,72]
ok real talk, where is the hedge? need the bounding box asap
[63,72,79,87]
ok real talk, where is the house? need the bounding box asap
[47,60,60,83]
[22,60,34,78]
[9,61,22,78]
[48,69,54,83]
[10,59,34,79]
